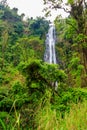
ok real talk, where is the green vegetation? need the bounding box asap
[0,0,87,129]
[36,98,87,130]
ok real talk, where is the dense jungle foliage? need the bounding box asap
[0,0,87,129]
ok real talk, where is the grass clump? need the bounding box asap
[61,100,87,130]
[36,99,87,130]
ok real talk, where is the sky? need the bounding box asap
[7,0,68,21]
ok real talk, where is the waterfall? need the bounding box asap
[44,24,57,64]
[44,24,58,90]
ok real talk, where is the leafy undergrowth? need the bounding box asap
[0,65,87,129]
[0,66,25,88]
[0,85,87,129]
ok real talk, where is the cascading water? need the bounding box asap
[44,24,57,64]
[44,24,58,90]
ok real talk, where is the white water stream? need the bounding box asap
[44,24,57,64]
[44,24,58,90]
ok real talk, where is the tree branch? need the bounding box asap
[52,5,70,13]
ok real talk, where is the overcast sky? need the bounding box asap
[7,0,68,21]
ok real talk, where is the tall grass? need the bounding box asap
[61,100,87,130]
[0,119,6,130]
[0,100,21,130]
[36,97,87,130]
[1,88,87,130]
[35,90,59,130]
[36,104,59,130]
